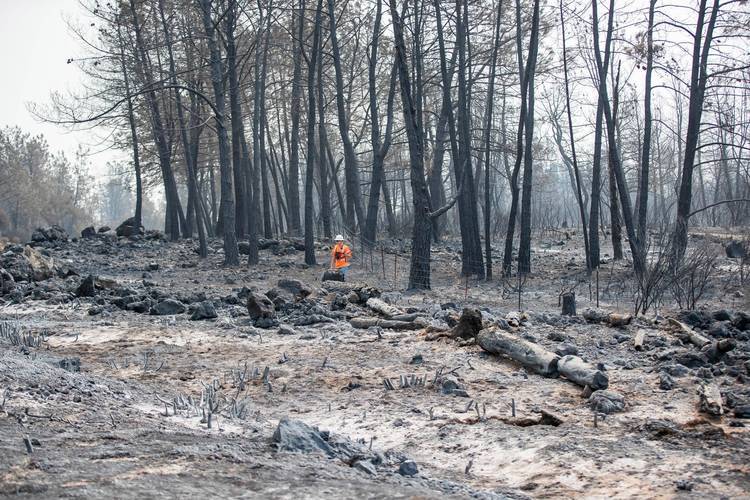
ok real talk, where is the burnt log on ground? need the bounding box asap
[365,298,403,318]
[667,318,710,348]
[557,355,609,390]
[350,317,425,330]
[582,308,632,327]
[476,327,560,377]
[701,339,737,363]
[698,384,724,416]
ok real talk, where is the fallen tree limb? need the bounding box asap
[365,298,403,318]
[477,327,559,377]
[698,383,723,416]
[350,317,425,330]
[583,308,632,327]
[557,355,608,390]
[667,318,710,348]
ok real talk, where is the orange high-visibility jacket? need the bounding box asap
[332,243,352,269]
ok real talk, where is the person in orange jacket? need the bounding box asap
[329,234,352,280]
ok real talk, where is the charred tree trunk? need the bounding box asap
[199,0,239,265]
[517,0,541,275]
[116,16,143,229]
[328,0,365,232]
[672,0,720,263]
[287,0,306,235]
[390,0,432,289]
[304,0,324,265]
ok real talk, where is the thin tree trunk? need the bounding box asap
[304,0,324,265]
[199,0,239,265]
[517,0,541,275]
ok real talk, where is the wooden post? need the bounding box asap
[596,268,600,308]
[394,253,397,283]
[381,246,386,279]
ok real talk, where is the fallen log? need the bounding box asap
[350,317,425,330]
[557,355,609,390]
[634,329,647,351]
[667,318,710,348]
[365,298,403,318]
[582,308,632,327]
[477,327,559,377]
[698,384,723,416]
[701,339,737,363]
[389,312,421,322]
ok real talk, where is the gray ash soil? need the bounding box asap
[1,230,749,499]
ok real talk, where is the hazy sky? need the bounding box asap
[0,0,111,163]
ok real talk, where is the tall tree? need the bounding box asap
[199,0,239,266]
[517,0,541,274]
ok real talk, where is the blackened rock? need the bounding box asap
[399,460,418,477]
[0,269,15,294]
[713,310,732,322]
[75,275,97,297]
[661,364,690,377]
[113,295,139,309]
[0,252,32,282]
[674,351,707,369]
[126,301,151,314]
[247,292,276,320]
[735,405,750,419]
[708,323,732,339]
[31,225,68,243]
[353,460,377,475]
[116,217,144,238]
[732,312,750,331]
[98,226,111,233]
[440,376,468,396]
[150,298,186,315]
[272,418,334,456]
[278,325,297,335]
[277,278,312,298]
[190,301,217,320]
[678,310,712,330]
[57,357,80,372]
[255,317,279,329]
[589,390,625,414]
[555,343,578,356]
[725,240,747,259]
[322,270,344,282]
[659,372,675,390]
[81,226,96,239]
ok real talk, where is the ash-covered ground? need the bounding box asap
[1,225,749,499]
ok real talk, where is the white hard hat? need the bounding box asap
[334,234,344,241]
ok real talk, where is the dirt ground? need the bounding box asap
[1,229,749,499]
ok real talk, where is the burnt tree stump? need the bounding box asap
[561,292,576,316]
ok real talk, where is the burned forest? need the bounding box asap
[1,0,750,498]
